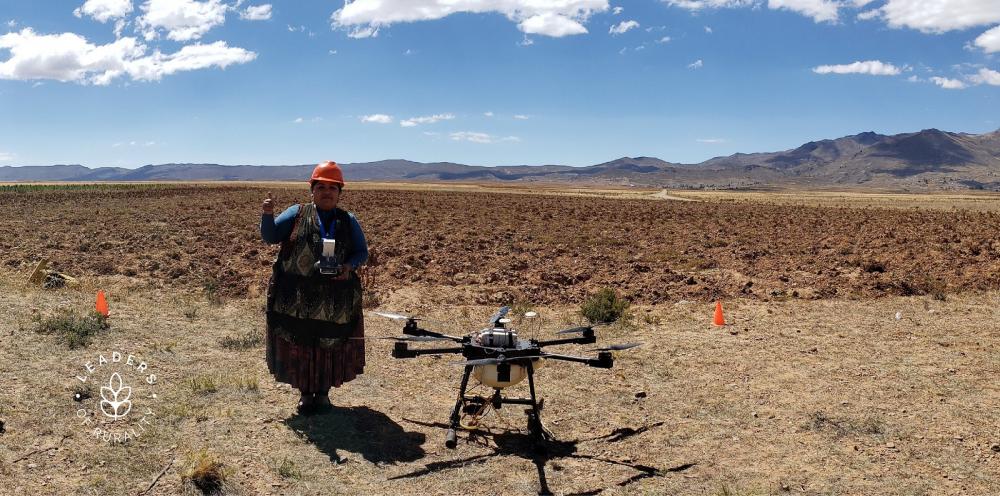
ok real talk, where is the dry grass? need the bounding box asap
[2,275,999,494]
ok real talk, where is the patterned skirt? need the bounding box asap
[265,314,366,393]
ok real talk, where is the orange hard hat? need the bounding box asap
[310,161,345,187]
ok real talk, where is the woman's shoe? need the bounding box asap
[297,394,316,415]
[313,394,332,413]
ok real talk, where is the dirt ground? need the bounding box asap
[3,184,1000,305]
[1,184,1000,495]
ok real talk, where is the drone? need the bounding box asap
[372,306,640,448]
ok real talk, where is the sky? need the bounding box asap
[0,0,998,168]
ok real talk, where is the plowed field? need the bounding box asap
[3,184,1000,303]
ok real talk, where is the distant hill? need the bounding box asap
[3,128,999,191]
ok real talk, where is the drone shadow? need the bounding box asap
[284,406,426,465]
[393,420,692,495]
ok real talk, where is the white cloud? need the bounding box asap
[484,111,494,117]
[74,0,133,23]
[294,117,304,123]
[697,138,726,143]
[656,36,672,43]
[662,0,756,10]
[975,25,1000,53]
[348,25,380,38]
[635,44,645,50]
[113,19,128,38]
[664,0,839,24]
[513,114,529,120]
[0,28,144,84]
[612,6,624,14]
[6,20,16,29]
[930,76,967,89]
[328,49,337,55]
[767,0,840,23]
[0,29,253,86]
[856,9,881,20]
[360,114,394,124]
[851,0,875,6]
[704,25,713,33]
[0,151,15,162]
[240,4,272,21]
[609,20,639,35]
[518,35,534,46]
[126,41,257,82]
[877,0,1000,34]
[812,60,902,76]
[331,0,609,38]
[137,0,228,42]
[449,131,518,143]
[400,113,455,127]
[688,59,703,69]
[969,67,1000,85]
[520,13,589,36]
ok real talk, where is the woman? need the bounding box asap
[260,161,369,414]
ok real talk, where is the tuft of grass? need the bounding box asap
[219,328,263,350]
[716,484,761,496]
[182,449,227,495]
[275,457,302,480]
[32,310,109,349]
[579,288,631,324]
[186,375,219,395]
[202,277,223,306]
[807,412,886,439]
[233,374,259,393]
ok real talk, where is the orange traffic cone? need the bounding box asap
[96,290,109,318]
[713,301,725,326]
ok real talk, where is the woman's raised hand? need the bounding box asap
[262,191,275,215]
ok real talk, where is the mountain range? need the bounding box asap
[4,128,1000,191]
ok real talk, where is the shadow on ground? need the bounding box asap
[284,406,426,465]
[393,419,693,495]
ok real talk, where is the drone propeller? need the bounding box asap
[488,306,511,327]
[372,311,415,321]
[386,336,453,342]
[590,342,642,352]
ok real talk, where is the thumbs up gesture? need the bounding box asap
[262,191,275,215]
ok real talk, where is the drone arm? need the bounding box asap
[540,351,614,369]
[401,321,465,342]
[391,342,464,359]
[535,333,597,347]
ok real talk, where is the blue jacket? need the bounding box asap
[260,204,369,269]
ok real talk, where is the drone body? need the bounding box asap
[375,307,637,448]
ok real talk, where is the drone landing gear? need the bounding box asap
[445,362,552,449]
